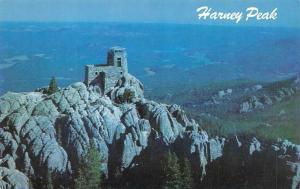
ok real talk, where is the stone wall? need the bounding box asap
[107,49,128,73]
[85,65,124,94]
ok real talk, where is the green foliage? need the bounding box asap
[28,176,34,189]
[74,168,87,189]
[162,151,182,189]
[48,76,58,94]
[45,171,54,189]
[180,77,300,143]
[264,77,295,94]
[197,114,224,136]
[181,158,193,189]
[74,142,102,189]
[86,143,102,189]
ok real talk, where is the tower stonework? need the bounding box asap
[107,47,128,73]
[84,47,128,94]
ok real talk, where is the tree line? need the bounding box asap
[37,147,195,189]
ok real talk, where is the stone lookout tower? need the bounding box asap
[84,46,128,94]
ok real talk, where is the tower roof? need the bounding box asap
[109,46,126,52]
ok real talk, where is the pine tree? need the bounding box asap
[85,143,102,189]
[28,176,34,189]
[181,158,194,189]
[74,166,87,189]
[162,151,182,189]
[48,76,58,94]
[45,170,54,189]
[74,142,102,189]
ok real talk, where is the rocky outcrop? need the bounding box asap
[109,73,144,103]
[0,166,29,189]
[0,74,299,189]
[240,77,300,113]
[239,95,264,113]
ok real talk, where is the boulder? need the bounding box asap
[0,167,29,189]
[110,74,144,103]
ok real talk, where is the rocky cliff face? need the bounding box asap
[0,73,299,189]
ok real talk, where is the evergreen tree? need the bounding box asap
[48,76,58,94]
[45,170,54,189]
[162,151,182,189]
[181,158,194,189]
[74,166,87,189]
[85,143,102,189]
[28,176,34,189]
[74,142,102,189]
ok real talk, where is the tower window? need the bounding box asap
[95,72,98,75]
[117,58,122,67]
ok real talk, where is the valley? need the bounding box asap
[150,76,300,143]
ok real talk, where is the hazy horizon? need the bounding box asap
[0,0,300,28]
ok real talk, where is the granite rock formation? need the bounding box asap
[0,73,299,189]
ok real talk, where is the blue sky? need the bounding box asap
[0,0,299,27]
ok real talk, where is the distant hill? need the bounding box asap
[151,76,300,143]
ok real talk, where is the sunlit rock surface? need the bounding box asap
[0,73,299,189]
